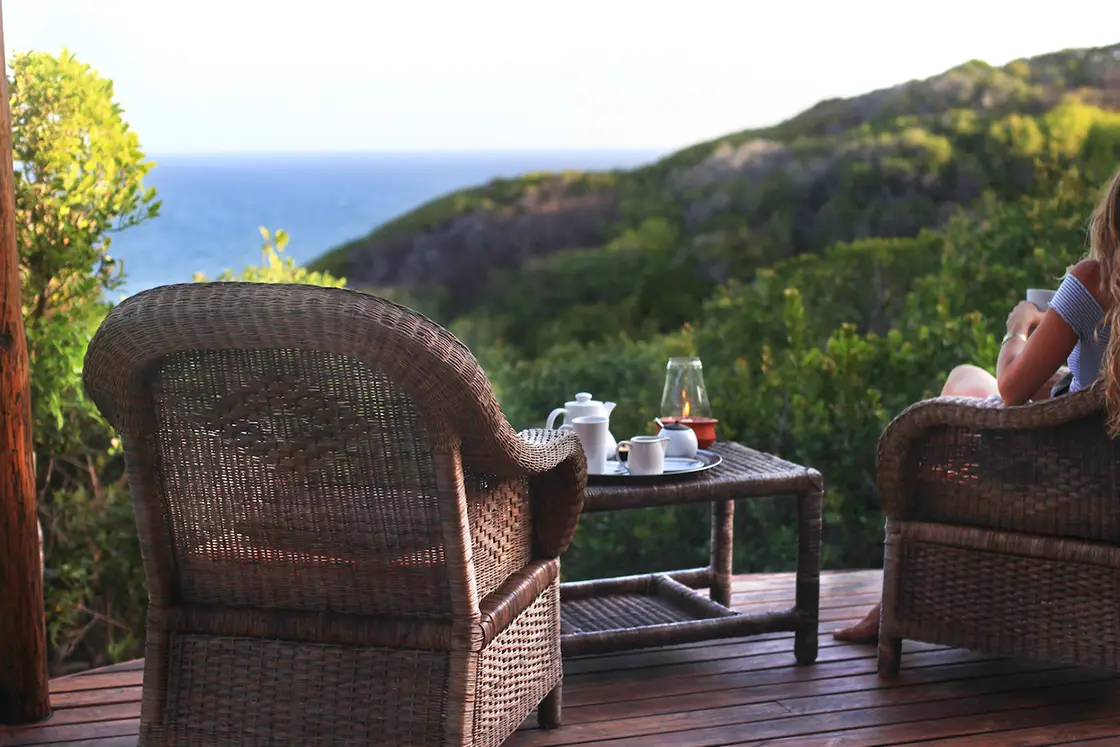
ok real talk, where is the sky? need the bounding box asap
[6,1,1119,154]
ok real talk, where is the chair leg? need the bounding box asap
[877,635,902,679]
[877,520,902,679]
[538,681,562,729]
[793,487,822,665]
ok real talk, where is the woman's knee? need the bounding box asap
[942,364,998,398]
[945,364,987,383]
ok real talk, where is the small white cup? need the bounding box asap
[616,435,670,476]
[1027,288,1056,311]
[559,415,609,474]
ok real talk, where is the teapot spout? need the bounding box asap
[602,401,617,416]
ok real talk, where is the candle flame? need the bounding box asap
[681,388,691,419]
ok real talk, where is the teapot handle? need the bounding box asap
[546,408,566,429]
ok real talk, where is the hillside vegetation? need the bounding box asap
[314,44,1120,338]
[314,44,1120,580]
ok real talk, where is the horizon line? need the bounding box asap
[145,147,673,157]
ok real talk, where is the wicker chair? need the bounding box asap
[82,282,587,747]
[876,384,1120,678]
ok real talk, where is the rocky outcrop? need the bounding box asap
[335,184,618,315]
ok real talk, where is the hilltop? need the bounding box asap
[310,43,1120,332]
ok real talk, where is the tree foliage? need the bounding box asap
[7,49,159,673]
[11,48,159,452]
[16,50,345,674]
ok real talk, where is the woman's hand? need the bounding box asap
[1006,301,1045,336]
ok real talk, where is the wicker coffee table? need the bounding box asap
[560,441,823,663]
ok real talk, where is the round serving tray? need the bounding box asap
[587,449,722,485]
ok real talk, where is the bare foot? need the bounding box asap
[832,603,880,644]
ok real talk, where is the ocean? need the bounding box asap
[110,150,664,298]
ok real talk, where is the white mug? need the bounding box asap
[559,416,610,474]
[1027,288,1056,312]
[616,435,670,476]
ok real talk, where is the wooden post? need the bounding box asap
[0,0,51,725]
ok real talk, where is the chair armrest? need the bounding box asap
[518,429,587,558]
[463,427,587,558]
[474,558,559,651]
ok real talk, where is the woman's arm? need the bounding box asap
[997,260,1101,404]
[996,306,1076,404]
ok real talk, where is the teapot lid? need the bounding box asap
[567,392,614,409]
[661,421,691,431]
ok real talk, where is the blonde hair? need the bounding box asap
[1089,168,1120,435]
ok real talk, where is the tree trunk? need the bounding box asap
[0,0,50,725]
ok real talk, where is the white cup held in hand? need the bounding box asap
[558,415,610,474]
[1027,288,1056,312]
[616,435,670,476]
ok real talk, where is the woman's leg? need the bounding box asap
[833,365,999,644]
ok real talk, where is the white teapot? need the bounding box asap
[546,392,617,461]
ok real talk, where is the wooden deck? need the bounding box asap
[5,569,1120,746]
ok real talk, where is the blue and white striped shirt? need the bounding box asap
[1050,273,1109,392]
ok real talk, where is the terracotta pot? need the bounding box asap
[680,417,718,449]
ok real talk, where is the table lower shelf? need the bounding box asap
[559,571,811,658]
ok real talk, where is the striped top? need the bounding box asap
[1050,273,1110,393]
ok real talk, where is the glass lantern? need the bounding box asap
[660,357,711,421]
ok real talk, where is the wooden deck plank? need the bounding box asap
[50,687,142,710]
[564,638,949,681]
[911,716,1120,746]
[720,701,1120,747]
[563,648,1008,711]
[557,660,1074,726]
[45,671,142,695]
[513,671,1120,747]
[16,702,137,729]
[560,684,1117,747]
[4,568,1119,747]
[563,632,935,677]
[3,717,139,746]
